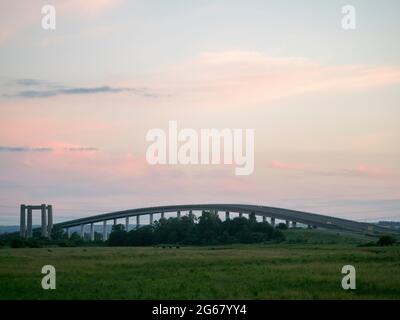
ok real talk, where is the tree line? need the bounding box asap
[108,211,286,246]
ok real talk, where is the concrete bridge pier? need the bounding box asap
[80,224,85,239]
[161,212,165,219]
[225,211,230,220]
[19,204,53,239]
[292,221,297,228]
[41,204,47,237]
[177,211,181,218]
[270,217,275,227]
[27,207,33,238]
[113,218,117,225]
[90,223,95,241]
[67,227,71,239]
[103,221,107,241]
[150,213,154,225]
[47,205,53,238]
[136,216,140,229]
[125,217,129,232]
[262,216,266,223]
[20,204,26,238]
[239,212,243,218]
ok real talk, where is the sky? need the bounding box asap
[0,0,400,224]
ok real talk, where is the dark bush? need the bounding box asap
[10,238,25,248]
[277,223,288,230]
[108,229,127,246]
[377,235,397,246]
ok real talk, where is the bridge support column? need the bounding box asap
[292,221,297,228]
[225,211,230,220]
[80,224,85,239]
[113,218,117,225]
[262,216,266,223]
[103,221,107,241]
[161,212,165,219]
[270,218,275,227]
[239,212,243,218]
[27,206,33,238]
[20,204,26,238]
[177,211,181,219]
[47,205,53,238]
[150,213,154,225]
[136,216,140,229]
[125,217,129,232]
[41,204,47,237]
[67,227,71,239]
[90,223,95,241]
[285,220,290,228]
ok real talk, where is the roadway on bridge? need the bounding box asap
[55,204,396,235]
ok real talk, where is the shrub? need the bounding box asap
[10,238,25,248]
[277,223,288,230]
[377,235,396,247]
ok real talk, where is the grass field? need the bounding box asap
[0,230,399,300]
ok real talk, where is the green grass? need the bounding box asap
[0,230,399,299]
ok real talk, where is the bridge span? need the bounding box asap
[44,204,395,241]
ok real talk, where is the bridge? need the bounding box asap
[29,203,394,241]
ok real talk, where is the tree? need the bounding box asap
[377,235,396,246]
[108,229,127,246]
[277,223,288,230]
[112,224,125,232]
[10,238,25,248]
[196,211,222,244]
[126,226,154,246]
[50,226,66,240]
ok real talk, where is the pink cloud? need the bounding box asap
[270,161,305,170]
[136,51,400,107]
[354,164,389,178]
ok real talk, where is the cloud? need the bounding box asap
[8,86,131,98]
[270,161,305,170]
[64,147,98,152]
[0,145,98,153]
[15,79,46,86]
[340,164,391,179]
[268,159,397,180]
[144,51,400,107]
[4,79,157,98]
[0,146,53,152]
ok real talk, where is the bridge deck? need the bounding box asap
[54,204,396,235]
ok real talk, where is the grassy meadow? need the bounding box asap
[0,229,399,300]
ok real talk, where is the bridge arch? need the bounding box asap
[51,204,394,241]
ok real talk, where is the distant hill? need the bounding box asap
[377,221,400,230]
[0,226,21,234]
